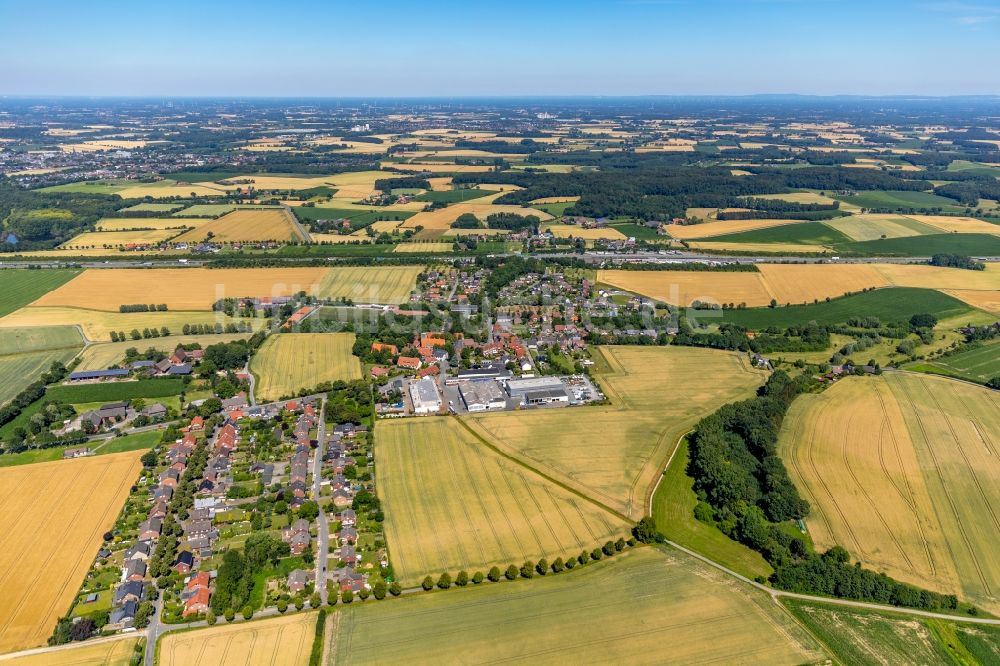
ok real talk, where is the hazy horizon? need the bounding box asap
[2,0,999,97]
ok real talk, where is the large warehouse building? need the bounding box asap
[459,381,508,412]
[409,377,442,415]
[504,376,569,406]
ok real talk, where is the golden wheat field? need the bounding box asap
[159,612,316,666]
[780,374,1000,614]
[529,195,581,204]
[376,417,630,585]
[309,233,370,244]
[172,208,304,243]
[330,548,823,666]
[95,217,204,231]
[755,263,892,304]
[467,347,766,519]
[669,218,808,239]
[0,453,142,653]
[317,265,422,304]
[58,229,181,249]
[901,215,1000,235]
[392,242,453,253]
[0,307,261,342]
[250,333,361,401]
[380,161,494,173]
[597,269,776,307]
[114,181,229,199]
[31,267,328,311]
[0,636,140,665]
[686,241,828,254]
[823,214,938,241]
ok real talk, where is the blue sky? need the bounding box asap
[2,0,999,96]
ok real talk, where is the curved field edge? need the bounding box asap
[464,346,767,520]
[157,611,316,666]
[779,373,1000,615]
[329,547,825,665]
[249,333,361,402]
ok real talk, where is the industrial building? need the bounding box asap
[409,377,442,415]
[505,376,569,406]
[458,381,508,412]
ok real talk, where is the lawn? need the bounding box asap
[0,269,81,318]
[250,333,361,401]
[376,416,629,586]
[704,286,972,329]
[330,547,823,665]
[840,232,1000,256]
[94,430,161,455]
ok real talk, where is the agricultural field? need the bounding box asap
[824,213,939,241]
[400,202,552,237]
[0,452,143,653]
[118,202,184,214]
[844,232,1000,259]
[0,307,261,342]
[685,240,832,254]
[58,229,181,249]
[0,636,140,665]
[0,270,81,318]
[711,287,972,329]
[29,267,330,311]
[159,612,316,666]
[783,600,1000,666]
[329,547,823,665]
[171,204,235,217]
[467,346,766,519]
[377,417,630,585]
[779,373,1000,614]
[910,341,1000,383]
[316,265,421,304]
[831,189,967,212]
[756,263,892,304]
[543,223,627,240]
[75,333,248,372]
[704,221,852,246]
[392,242,453,253]
[597,269,775,307]
[250,333,361,401]
[172,208,305,243]
[667,217,805,239]
[95,217,201,231]
[0,324,86,405]
[413,187,494,204]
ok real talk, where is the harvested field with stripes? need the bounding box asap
[95,217,203,231]
[375,417,630,586]
[171,208,304,243]
[779,373,1000,614]
[597,269,775,307]
[667,217,806,239]
[159,612,315,666]
[330,548,823,665]
[544,224,627,240]
[0,452,143,653]
[0,636,140,665]
[58,229,181,249]
[467,346,766,519]
[250,333,361,401]
[0,307,261,341]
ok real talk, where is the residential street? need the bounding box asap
[314,397,330,605]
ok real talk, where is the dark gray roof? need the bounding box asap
[69,369,129,380]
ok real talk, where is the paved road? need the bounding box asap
[142,596,163,666]
[313,397,330,605]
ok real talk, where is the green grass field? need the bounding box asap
[701,287,972,329]
[833,190,967,212]
[0,326,84,354]
[908,340,1000,383]
[0,430,160,467]
[414,188,493,204]
[0,348,83,407]
[609,222,664,240]
[37,180,130,195]
[841,232,1000,256]
[330,548,823,665]
[652,439,772,580]
[292,206,414,226]
[46,377,184,404]
[782,599,1000,666]
[531,200,576,217]
[947,160,1000,178]
[0,269,81,317]
[705,221,853,245]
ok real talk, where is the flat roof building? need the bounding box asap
[459,381,508,412]
[409,377,442,415]
[505,376,566,398]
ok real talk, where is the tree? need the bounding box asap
[472,571,485,584]
[277,599,288,613]
[437,572,452,589]
[242,605,253,620]
[988,376,1000,390]
[488,565,501,582]
[602,541,614,556]
[551,557,565,573]
[421,576,434,591]
[134,601,153,628]
[294,596,305,610]
[297,501,319,521]
[505,564,518,581]
[373,581,387,600]
[536,558,548,575]
[140,451,158,468]
[341,589,354,604]
[224,608,235,622]
[389,581,402,596]
[206,610,217,625]
[455,570,469,586]
[590,548,602,561]
[632,516,663,544]
[520,561,534,579]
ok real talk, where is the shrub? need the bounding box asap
[488,566,501,582]
[505,564,518,581]
[342,589,354,604]
[472,571,484,584]
[456,570,469,586]
[437,572,452,589]
[373,581,387,600]
[389,581,402,596]
[241,605,253,620]
[421,576,434,591]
